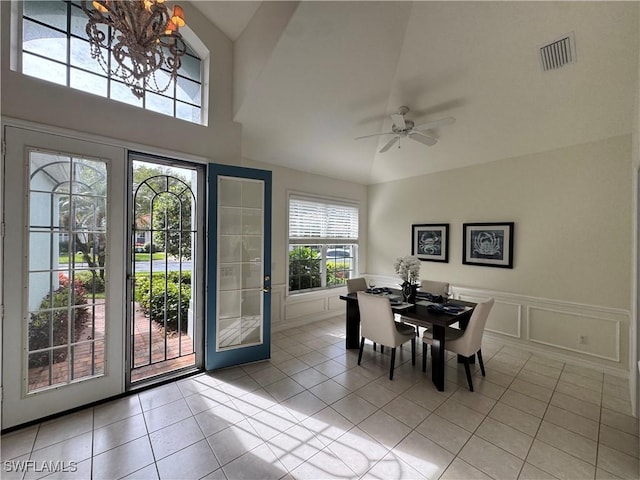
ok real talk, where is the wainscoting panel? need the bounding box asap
[453,284,629,370]
[273,284,346,331]
[487,302,521,338]
[286,298,326,319]
[270,285,286,330]
[456,294,521,338]
[528,306,620,362]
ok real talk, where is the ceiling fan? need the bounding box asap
[355,106,455,153]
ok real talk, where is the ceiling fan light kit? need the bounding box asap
[355,106,455,153]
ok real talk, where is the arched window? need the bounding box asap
[21,1,204,124]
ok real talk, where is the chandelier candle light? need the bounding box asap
[394,255,420,303]
[82,0,187,99]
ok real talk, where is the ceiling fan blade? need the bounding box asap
[409,131,437,147]
[379,136,399,153]
[414,116,456,131]
[391,113,406,129]
[354,132,395,140]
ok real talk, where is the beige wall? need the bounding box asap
[368,135,632,310]
[368,135,633,372]
[242,157,368,287]
[0,2,241,163]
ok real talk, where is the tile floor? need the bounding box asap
[2,316,639,480]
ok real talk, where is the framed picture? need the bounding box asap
[463,222,514,268]
[412,223,449,262]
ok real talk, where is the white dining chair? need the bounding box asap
[421,298,494,391]
[420,280,450,298]
[348,277,385,351]
[347,277,368,293]
[357,291,416,380]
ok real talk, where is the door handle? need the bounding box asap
[263,274,271,293]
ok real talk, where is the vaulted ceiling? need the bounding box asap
[192,1,638,185]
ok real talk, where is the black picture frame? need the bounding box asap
[462,222,514,268]
[411,223,449,263]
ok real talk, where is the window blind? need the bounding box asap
[289,196,358,242]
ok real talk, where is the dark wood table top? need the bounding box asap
[340,289,476,328]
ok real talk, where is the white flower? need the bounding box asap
[394,255,421,284]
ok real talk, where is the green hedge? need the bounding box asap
[29,275,90,368]
[75,270,105,294]
[137,271,191,333]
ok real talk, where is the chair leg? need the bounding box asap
[373,342,376,351]
[389,347,396,380]
[477,349,486,377]
[422,344,427,372]
[463,358,474,392]
[381,345,384,354]
[411,337,416,366]
[358,337,365,365]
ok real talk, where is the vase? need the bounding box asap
[401,281,417,304]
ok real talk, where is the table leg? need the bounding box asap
[345,302,361,349]
[431,324,446,391]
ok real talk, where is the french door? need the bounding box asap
[206,164,272,370]
[127,155,205,385]
[2,126,126,429]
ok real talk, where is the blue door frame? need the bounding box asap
[206,164,272,370]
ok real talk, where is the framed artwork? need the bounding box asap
[462,222,514,268]
[412,223,449,263]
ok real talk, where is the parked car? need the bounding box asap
[327,248,352,258]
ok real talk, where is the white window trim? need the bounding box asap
[287,191,360,295]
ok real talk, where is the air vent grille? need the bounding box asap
[539,33,576,71]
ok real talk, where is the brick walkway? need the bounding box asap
[27,303,195,391]
[131,303,195,382]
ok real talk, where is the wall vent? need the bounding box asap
[539,32,576,71]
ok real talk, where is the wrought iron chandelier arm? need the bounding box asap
[81,0,188,99]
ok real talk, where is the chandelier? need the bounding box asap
[81,0,187,99]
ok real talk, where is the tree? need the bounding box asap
[133,165,194,260]
[58,160,107,281]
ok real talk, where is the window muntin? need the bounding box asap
[288,196,359,293]
[21,1,203,124]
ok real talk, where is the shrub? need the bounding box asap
[59,240,69,254]
[289,246,321,291]
[74,270,105,294]
[137,271,191,333]
[143,242,161,253]
[29,274,90,368]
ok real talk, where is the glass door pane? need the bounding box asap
[217,177,264,349]
[27,152,108,391]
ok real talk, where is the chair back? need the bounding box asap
[347,277,368,293]
[356,292,399,345]
[420,280,450,296]
[453,298,494,356]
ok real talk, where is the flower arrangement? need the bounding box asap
[394,255,421,284]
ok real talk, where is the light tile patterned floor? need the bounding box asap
[2,316,638,480]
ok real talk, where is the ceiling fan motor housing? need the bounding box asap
[392,119,414,135]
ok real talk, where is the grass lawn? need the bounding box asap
[133,253,166,261]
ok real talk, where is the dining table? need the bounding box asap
[339,289,476,391]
